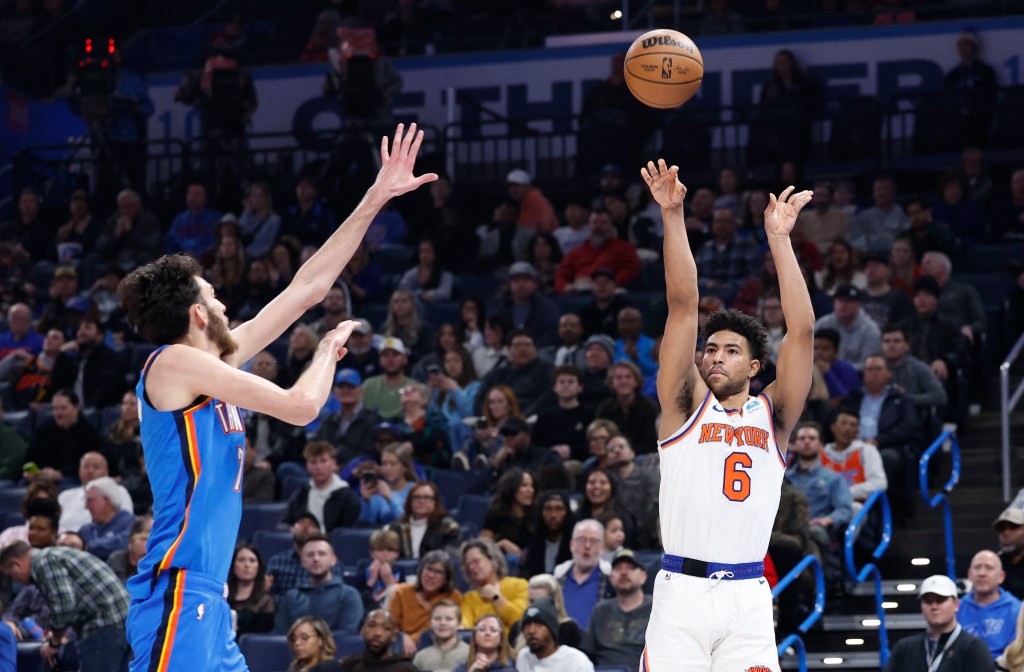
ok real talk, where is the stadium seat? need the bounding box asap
[454,494,492,538]
[17,642,45,672]
[966,243,1024,274]
[252,529,293,563]
[0,488,27,513]
[99,404,122,433]
[280,474,308,502]
[334,633,367,658]
[1,511,24,532]
[991,86,1024,149]
[238,502,288,542]
[432,469,477,511]
[330,527,376,567]
[392,557,420,580]
[362,302,390,331]
[373,246,415,276]
[237,634,292,672]
[3,409,33,441]
[424,300,461,327]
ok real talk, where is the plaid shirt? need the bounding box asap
[266,549,344,596]
[30,546,129,639]
[694,236,761,286]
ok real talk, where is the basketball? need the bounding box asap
[624,29,704,109]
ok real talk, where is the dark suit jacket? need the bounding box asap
[283,483,361,533]
[315,407,383,464]
[841,386,921,451]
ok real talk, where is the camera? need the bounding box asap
[476,416,489,430]
[361,471,378,486]
[70,38,119,127]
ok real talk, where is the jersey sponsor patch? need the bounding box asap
[745,398,762,413]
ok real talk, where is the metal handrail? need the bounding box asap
[844,490,893,668]
[771,553,825,672]
[919,428,962,579]
[1001,330,1024,502]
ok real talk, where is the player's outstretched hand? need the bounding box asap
[641,159,687,208]
[321,320,359,361]
[373,123,438,199]
[764,186,812,237]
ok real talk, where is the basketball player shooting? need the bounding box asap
[639,160,814,672]
[118,124,436,672]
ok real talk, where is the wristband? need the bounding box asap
[491,593,500,602]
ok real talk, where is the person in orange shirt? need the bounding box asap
[821,409,888,513]
[506,170,558,234]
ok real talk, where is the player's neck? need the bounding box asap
[714,389,750,411]
[178,328,221,358]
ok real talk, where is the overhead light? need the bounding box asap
[882,601,899,609]
[610,10,622,19]
[862,618,881,627]
[846,638,865,646]
[823,658,844,665]
[897,583,917,592]
[911,558,931,566]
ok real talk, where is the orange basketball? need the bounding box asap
[623,29,704,109]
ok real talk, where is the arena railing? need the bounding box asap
[919,427,962,579]
[843,489,893,668]
[771,553,825,672]
[1000,330,1024,502]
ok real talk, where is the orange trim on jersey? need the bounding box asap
[660,390,712,450]
[642,645,651,672]
[155,570,187,672]
[157,399,209,573]
[759,393,786,467]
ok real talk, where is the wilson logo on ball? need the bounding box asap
[641,35,694,53]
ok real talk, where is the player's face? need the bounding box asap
[430,607,460,640]
[289,622,321,664]
[197,278,238,357]
[920,594,958,630]
[233,548,259,582]
[702,331,756,398]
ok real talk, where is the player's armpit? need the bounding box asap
[656,308,706,441]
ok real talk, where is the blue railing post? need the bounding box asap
[771,553,825,672]
[919,429,961,580]
[844,490,893,668]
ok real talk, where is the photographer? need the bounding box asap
[323,26,402,128]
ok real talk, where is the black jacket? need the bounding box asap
[387,516,462,559]
[595,394,659,455]
[81,344,127,408]
[283,483,361,533]
[841,386,921,451]
[315,406,383,464]
[883,627,994,672]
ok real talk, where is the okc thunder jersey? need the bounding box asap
[657,390,786,565]
[128,346,247,598]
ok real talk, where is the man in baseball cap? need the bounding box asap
[580,549,652,667]
[883,574,993,671]
[994,507,1024,600]
[361,337,416,420]
[506,169,558,233]
[813,282,882,370]
[517,598,594,672]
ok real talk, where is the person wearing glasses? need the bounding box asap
[389,551,463,655]
[451,614,516,672]
[552,520,613,630]
[287,616,343,672]
[459,538,529,635]
[387,481,462,559]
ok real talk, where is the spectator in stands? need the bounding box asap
[813,284,881,371]
[959,550,1023,659]
[477,331,553,417]
[287,616,342,671]
[816,239,866,297]
[959,148,993,205]
[595,361,658,455]
[362,529,403,610]
[488,416,563,483]
[527,232,565,296]
[0,327,74,410]
[944,30,997,147]
[999,611,1024,671]
[102,391,142,480]
[921,251,987,345]
[515,600,595,672]
[732,251,780,317]
[383,290,435,364]
[472,315,510,380]
[25,389,102,480]
[555,209,640,294]
[786,422,854,553]
[0,302,42,358]
[849,175,909,255]
[459,538,529,634]
[699,0,745,35]
[532,366,592,463]
[282,176,337,247]
[66,315,126,408]
[579,336,615,408]
[358,442,419,525]
[58,451,133,531]
[822,410,888,513]
[580,549,651,667]
[36,266,96,338]
[509,576,582,653]
[884,575,994,672]
[316,369,383,464]
[78,476,134,560]
[0,401,25,482]
[242,439,275,504]
[889,236,921,296]
[576,469,637,548]
[475,200,531,272]
[795,183,850,257]
[238,182,280,260]
[274,533,363,634]
[283,440,360,533]
[538,314,586,369]
[861,251,914,329]
[989,169,1024,241]
[341,609,419,672]
[578,268,631,339]
[882,324,948,415]
[305,284,351,340]
[107,528,148,584]
[455,384,520,469]
[399,239,454,303]
[364,338,418,420]
[388,480,462,559]
[553,519,612,629]
[334,319,379,383]
[481,469,537,558]
[901,198,957,263]
[606,435,659,549]
[390,550,464,649]
[614,307,657,378]
[395,383,450,469]
[488,263,561,349]
[995,508,1024,601]
[899,276,967,386]
[0,188,51,263]
[841,355,919,478]
[813,328,858,403]
[341,243,385,309]
[413,601,470,672]
[0,540,130,671]
[427,347,480,450]
[505,170,558,234]
[165,182,220,259]
[95,189,162,270]
[452,613,515,672]
[521,492,576,578]
[693,207,761,290]
[554,200,592,258]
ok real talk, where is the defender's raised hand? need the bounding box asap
[641,159,687,208]
[764,186,812,237]
[374,123,438,199]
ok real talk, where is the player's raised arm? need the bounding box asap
[642,160,705,438]
[762,186,815,446]
[229,123,438,364]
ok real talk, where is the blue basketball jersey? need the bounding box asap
[128,346,246,599]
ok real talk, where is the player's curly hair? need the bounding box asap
[702,308,769,365]
[118,255,203,346]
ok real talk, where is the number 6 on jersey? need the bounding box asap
[723,452,753,502]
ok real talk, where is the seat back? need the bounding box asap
[329,527,377,568]
[237,634,292,672]
[237,502,288,542]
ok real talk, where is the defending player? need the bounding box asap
[118,124,436,671]
[639,160,814,672]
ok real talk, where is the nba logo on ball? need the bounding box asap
[624,29,704,109]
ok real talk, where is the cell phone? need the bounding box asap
[361,472,378,486]
[476,416,489,429]
[22,462,40,475]
[427,364,442,376]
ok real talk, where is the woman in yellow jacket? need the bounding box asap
[458,538,529,634]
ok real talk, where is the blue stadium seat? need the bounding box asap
[362,302,390,331]
[432,469,476,512]
[3,409,33,441]
[280,474,308,502]
[1,511,24,532]
[238,502,288,542]
[252,529,293,563]
[330,527,376,568]
[424,300,462,327]
[392,557,420,580]
[0,488,27,513]
[99,404,122,433]
[454,494,491,538]
[334,633,367,658]
[966,243,1024,274]
[373,246,415,275]
[237,634,292,672]
[17,642,46,672]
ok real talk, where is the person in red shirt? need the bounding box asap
[555,209,641,294]
[506,170,558,234]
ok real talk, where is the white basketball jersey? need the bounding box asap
[658,390,786,564]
